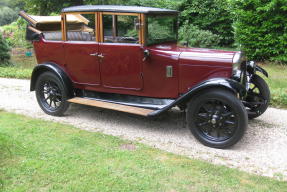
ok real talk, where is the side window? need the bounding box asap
[65,13,96,41]
[103,14,139,44]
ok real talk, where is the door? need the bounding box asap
[65,42,100,85]
[99,13,143,90]
[63,13,101,85]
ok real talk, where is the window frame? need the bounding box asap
[61,12,147,45]
[61,12,98,42]
[99,12,144,45]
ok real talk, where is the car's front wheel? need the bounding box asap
[245,74,270,119]
[186,89,248,149]
[35,72,70,116]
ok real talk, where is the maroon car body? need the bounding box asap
[21,5,270,148]
[33,39,235,98]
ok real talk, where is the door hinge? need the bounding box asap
[166,66,173,78]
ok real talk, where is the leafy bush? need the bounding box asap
[271,88,287,108]
[232,0,287,63]
[125,0,182,9]
[1,18,32,48]
[179,0,234,46]
[0,6,18,26]
[0,32,11,66]
[178,22,221,48]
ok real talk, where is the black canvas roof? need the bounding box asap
[62,5,178,14]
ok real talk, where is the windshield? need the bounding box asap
[147,15,178,45]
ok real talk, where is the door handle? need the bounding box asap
[97,54,104,59]
[90,53,98,56]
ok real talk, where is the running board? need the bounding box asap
[68,97,155,116]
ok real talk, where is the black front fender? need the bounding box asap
[149,78,246,117]
[255,66,268,78]
[30,63,74,97]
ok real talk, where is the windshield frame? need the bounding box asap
[145,13,179,46]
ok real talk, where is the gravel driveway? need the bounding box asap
[0,78,286,181]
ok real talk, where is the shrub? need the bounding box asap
[1,18,32,49]
[231,0,287,63]
[125,0,183,9]
[178,22,221,48]
[179,0,234,46]
[0,6,18,26]
[0,32,11,66]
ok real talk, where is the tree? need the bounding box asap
[231,0,287,62]
[0,6,18,26]
[179,0,234,46]
[22,0,182,15]
[0,33,11,66]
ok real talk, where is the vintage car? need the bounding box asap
[20,5,270,148]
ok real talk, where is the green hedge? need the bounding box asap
[0,32,10,66]
[0,6,18,26]
[178,22,221,48]
[179,0,234,46]
[232,0,287,63]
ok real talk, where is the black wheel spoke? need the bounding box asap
[222,111,232,118]
[197,122,209,127]
[202,104,212,113]
[44,95,51,101]
[225,120,235,125]
[197,113,209,120]
[53,100,57,107]
[49,99,53,107]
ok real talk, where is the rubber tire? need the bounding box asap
[247,75,270,119]
[35,72,70,116]
[186,89,248,149]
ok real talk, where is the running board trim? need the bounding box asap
[68,97,155,116]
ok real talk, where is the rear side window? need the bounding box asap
[103,14,140,44]
[65,13,96,42]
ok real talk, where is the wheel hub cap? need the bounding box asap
[211,115,218,125]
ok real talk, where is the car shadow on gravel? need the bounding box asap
[249,119,274,129]
[67,103,189,134]
[64,103,278,150]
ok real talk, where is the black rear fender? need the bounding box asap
[30,63,74,97]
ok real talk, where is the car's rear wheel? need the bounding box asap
[35,72,70,116]
[245,74,270,119]
[186,89,248,149]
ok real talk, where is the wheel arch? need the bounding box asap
[30,63,74,97]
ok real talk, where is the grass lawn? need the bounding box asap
[0,49,35,79]
[0,111,286,192]
[260,63,287,108]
